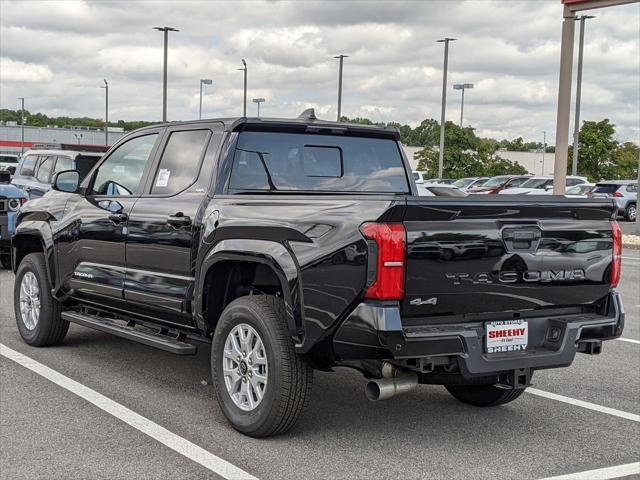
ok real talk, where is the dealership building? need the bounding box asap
[0,123,127,155]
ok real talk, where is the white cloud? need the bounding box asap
[0,0,637,143]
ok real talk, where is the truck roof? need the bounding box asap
[133,110,401,140]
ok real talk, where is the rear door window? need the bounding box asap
[150,129,211,195]
[228,131,408,193]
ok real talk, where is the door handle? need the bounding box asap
[167,213,191,228]
[108,213,128,224]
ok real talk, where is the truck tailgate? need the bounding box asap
[402,196,616,320]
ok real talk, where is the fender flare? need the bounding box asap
[195,238,304,344]
[12,220,56,288]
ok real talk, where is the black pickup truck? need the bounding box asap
[11,111,624,437]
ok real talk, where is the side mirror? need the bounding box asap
[545,185,554,191]
[53,170,80,193]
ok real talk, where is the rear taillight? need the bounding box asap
[360,222,406,300]
[612,192,623,197]
[610,221,622,288]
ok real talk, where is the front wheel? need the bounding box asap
[211,295,313,437]
[13,252,69,346]
[445,384,525,407]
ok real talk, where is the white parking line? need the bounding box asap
[539,461,640,480]
[527,388,640,423]
[617,337,640,345]
[0,344,258,480]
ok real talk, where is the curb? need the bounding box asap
[622,234,640,250]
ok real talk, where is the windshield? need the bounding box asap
[229,131,409,193]
[0,155,19,164]
[520,178,551,189]
[483,176,509,187]
[452,178,474,188]
[567,184,591,195]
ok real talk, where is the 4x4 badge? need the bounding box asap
[410,297,438,306]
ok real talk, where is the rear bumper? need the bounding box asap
[333,291,624,377]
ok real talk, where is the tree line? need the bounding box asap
[1,108,636,181]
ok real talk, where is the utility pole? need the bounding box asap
[542,131,547,175]
[101,79,109,146]
[199,79,212,120]
[437,38,456,178]
[571,15,595,176]
[238,59,247,116]
[17,97,25,155]
[153,26,179,122]
[334,54,348,121]
[453,83,473,127]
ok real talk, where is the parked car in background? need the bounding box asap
[416,183,468,197]
[412,171,425,184]
[498,176,587,195]
[452,177,489,191]
[0,154,20,175]
[468,174,532,194]
[589,180,637,221]
[424,178,456,185]
[0,170,28,269]
[11,144,106,199]
[564,183,595,197]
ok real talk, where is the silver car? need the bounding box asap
[589,180,637,222]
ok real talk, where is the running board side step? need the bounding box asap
[61,312,197,355]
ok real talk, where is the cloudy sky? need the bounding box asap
[1,0,638,143]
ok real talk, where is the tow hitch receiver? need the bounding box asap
[577,339,602,355]
[496,368,532,390]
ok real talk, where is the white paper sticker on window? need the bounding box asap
[156,169,171,187]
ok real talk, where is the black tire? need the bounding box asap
[0,254,11,270]
[445,384,525,407]
[14,252,69,346]
[625,203,637,222]
[211,295,313,437]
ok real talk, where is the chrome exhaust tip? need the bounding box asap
[365,371,419,401]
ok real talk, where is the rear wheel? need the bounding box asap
[445,384,525,407]
[13,253,69,346]
[625,203,637,222]
[211,295,313,437]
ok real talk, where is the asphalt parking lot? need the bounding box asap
[0,252,638,480]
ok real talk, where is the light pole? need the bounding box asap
[334,54,348,121]
[153,26,179,122]
[542,131,547,175]
[237,59,247,116]
[453,83,473,127]
[437,38,456,178]
[74,133,83,145]
[101,79,108,146]
[252,98,265,116]
[571,15,595,176]
[17,97,25,155]
[199,79,212,120]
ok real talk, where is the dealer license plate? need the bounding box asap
[486,320,528,353]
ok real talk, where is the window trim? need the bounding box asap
[85,130,163,199]
[141,127,213,198]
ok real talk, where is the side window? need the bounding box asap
[54,156,73,175]
[35,156,55,183]
[90,134,158,196]
[19,155,39,176]
[627,184,637,193]
[150,130,210,195]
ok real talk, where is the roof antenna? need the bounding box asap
[298,108,317,121]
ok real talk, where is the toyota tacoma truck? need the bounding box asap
[11,111,624,437]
